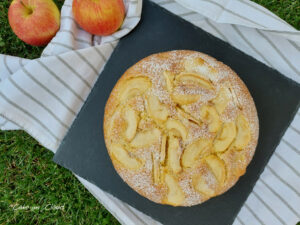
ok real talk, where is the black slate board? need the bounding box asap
[53,1,300,225]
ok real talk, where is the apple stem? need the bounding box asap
[20,0,26,7]
[20,0,31,10]
[20,0,33,15]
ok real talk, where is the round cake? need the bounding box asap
[103,50,259,206]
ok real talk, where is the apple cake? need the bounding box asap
[103,50,259,206]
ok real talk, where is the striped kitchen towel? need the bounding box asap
[0,0,299,224]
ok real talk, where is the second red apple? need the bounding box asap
[72,0,125,36]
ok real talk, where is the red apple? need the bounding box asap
[72,0,125,36]
[8,0,60,46]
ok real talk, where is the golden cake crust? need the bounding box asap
[103,50,259,206]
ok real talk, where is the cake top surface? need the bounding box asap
[103,50,259,206]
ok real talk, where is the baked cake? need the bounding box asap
[103,50,259,206]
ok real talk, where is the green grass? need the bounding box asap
[252,0,300,29]
[0,131,119,225]
[0,0,299,224]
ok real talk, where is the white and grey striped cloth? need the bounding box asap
[0,0,299,224]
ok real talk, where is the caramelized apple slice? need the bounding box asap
[205,155,226,184]
[166,119,188,141]
[176,73,213,89]
[233,114,251,150]
[152,152,160,184]
[122,88,141,101]
[228,86,241,109]
[130,128,161,148]
[184,58,217,75]
[163,71,175,92]
[171,92,200,105]
[164,173,185,206]
[123,107,139,141]
[213,122,236,152]
[219,147,247,179]
[192,174,215,197]
[182,139,212,168]
[200,105,221,132]
[119,77,151,102]
[184,58,205,72]
[212,87,231,114]
[107,105,122,137]
[167,135,182,174]
[147,95,169,123]
[176,107,200,125]
[111,144,142,170]
[160,134,167,165]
